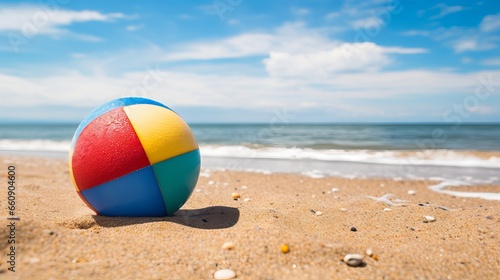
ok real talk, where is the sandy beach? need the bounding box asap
[0,155,499,280]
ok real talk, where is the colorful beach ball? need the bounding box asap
[69,97,200,217]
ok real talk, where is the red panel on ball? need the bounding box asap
[71,107,151,191]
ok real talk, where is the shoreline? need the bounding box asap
[0,156,499,279]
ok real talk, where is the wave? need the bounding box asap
[200,145,500,169]
[0,139,71,152]
[1,140,499,169]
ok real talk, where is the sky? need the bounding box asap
[0,0,499,123]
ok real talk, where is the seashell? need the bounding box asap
[366,248,373,257]
[423,215,436,223]
[343,254,363,267]
[214,269,236,279]
[231,193,241,199]
[222,242,235,250]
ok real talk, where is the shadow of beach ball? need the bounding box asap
[69,97,200,217]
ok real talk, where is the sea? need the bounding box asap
[1,123,499,200]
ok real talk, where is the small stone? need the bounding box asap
[241,186,248,189]
[331,188,339,192]
[315,211,323,216]
[340,208,347,212]
[350,227,357,232]
[222,242,235,250]
[29,258,40,264]
[418,203,425,206]
[383,208,391,212]
[423,216,436,223]
[214,269,236,279]
[343,254,363,267]
[208,180,215,185]
[196,189,202,193]
[366,248,373,257]
[281,243,290,254]
[243,198,251,202]
[231,193,241,200]
[407,190,416,195]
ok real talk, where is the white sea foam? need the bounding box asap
[0,140,70,152]
[1,140,499,170]
[428,180,500,201]
[199,145,500,169]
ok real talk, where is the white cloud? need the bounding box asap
[461,57,473,64]
[452,38,496,53]
[429,4,466,19]
[0,4,125,35]
[0,3,126,48]
[263,43,426,78]
[481,58,500,66]
[125,24,144,31]
[351,17,382,29]
[71,53,86,59]
[325,12,340,20]
[480,12,500,32]
[163,22,337,61]
[401,30,430,36]
[291,7,310,16]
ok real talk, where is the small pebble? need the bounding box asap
[423,215,436,223]
[343,254,363,267]
[383,208,392,212]
[214,269,236,279]
[350,227,357,232]
[366,248,373,257]
[208,180,215,185]
[196,189,202,193]
[281,243,290,254]
[241,186,248,189]
[29,258,40,264]
[340,208,347,212]
[243,198,251,202]
[331,188,339,192]
[222,242,235,250]
[315,211,323,216]
[407,190,416,195]
[231,192,241,200]
[418,203,425,206]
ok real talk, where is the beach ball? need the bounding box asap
[69,97,200,217]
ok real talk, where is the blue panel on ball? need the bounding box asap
[81,165,167,217]
[153,149,201,216]
[71,97,172,148]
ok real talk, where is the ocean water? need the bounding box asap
[1,123,499,200]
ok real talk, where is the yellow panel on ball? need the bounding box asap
[124,104,199,164]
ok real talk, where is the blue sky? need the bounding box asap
[0,0,499,123]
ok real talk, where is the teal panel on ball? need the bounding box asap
[153,149,201,216]
[80,166,167,217]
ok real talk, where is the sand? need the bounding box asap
[0,156,499,280]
